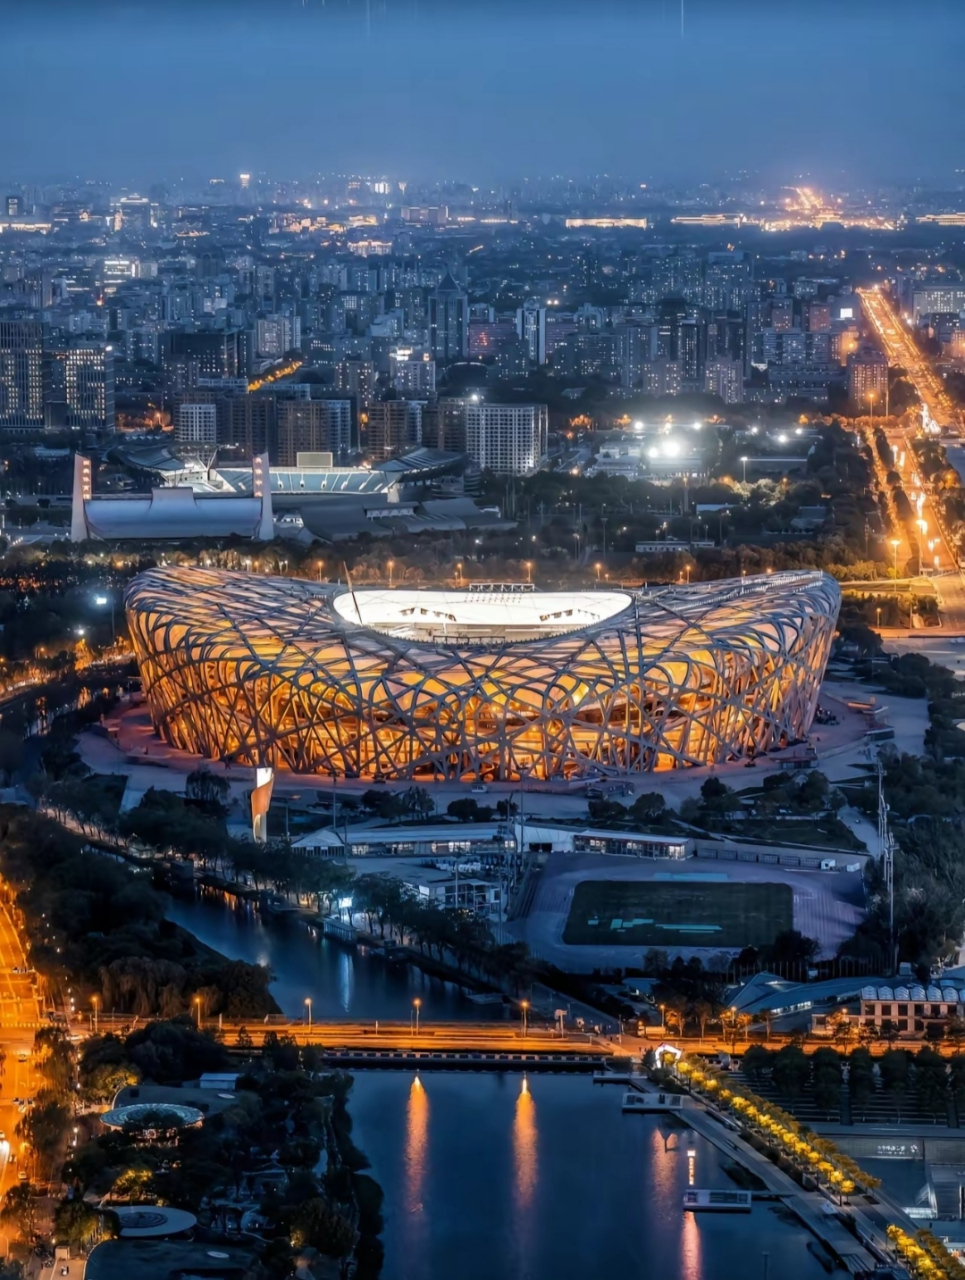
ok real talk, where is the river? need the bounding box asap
[351,1072,835,1280]
[166,894,840,1280]
[165,891,505,1023]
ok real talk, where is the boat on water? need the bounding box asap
[683,1189,752,1213]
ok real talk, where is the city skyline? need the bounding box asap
[2,0,963,185]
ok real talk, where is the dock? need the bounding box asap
[621,1079,879,1276]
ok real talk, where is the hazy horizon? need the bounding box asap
[3,0,964,187]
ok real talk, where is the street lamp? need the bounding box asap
[594,562,602,582]
[917,519,928,576]
[524,561,532,584]
[456,562,463,586]
[387,559,395,589]
[521,999,530,1038]
[193,995,202,1030]
[659,1003,666,1033]
[304,997,312,1030]
[91,995,99,1035]
[412,997,421,1036]
[740,456,748,484]
[891,539,900,594]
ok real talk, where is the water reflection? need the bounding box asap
[681,1209,702,1280]
[165,893,504,1021]
[513,1076,538,1210]
[405,1075,429,1219]
[338,946,353,1012]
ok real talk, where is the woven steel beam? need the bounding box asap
[125,569,840,782]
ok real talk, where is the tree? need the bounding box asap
[290,1197,356,1258]
[772,1044,810,1098]
[446,798,486,823]
[741,1045,774,1083]
[400,786,434,822]
[185,765,230,812]
[0,731,24,785]
[880,1049,911,1117]
[848,1047,877,1121]
[699,777,740,815]
[53,1199,119,1252]
[915,1046,948,1118]
[0,1184,35,1239]
[630,791,667,822]
[765,930,819,966]
[18,1096,70,1166]
[811,1047,843,1117]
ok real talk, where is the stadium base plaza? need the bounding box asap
[125,568,840,782]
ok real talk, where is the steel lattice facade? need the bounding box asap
[125,568,840,781]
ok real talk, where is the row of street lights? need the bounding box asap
[295,996,534,1038]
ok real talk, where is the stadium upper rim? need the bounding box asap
[125,568,840,651]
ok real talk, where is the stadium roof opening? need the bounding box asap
[333,589,633,642]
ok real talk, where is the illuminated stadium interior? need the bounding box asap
[332,589,633,642]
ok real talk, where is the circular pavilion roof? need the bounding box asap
[100,1103,204,1130]
[112,1205,198,1237]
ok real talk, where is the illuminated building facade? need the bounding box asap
[0,320,44,429]
[126,569,840,782]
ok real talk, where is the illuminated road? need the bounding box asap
[858,286,965,629]
[858,285,962,432]
[0,893,41,1205]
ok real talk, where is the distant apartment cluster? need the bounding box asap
[2,176,965,470]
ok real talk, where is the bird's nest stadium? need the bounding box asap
[125,568,840,782]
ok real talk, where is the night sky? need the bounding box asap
[2,0,963,184]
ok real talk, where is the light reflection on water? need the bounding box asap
[513,1076,538,1210]
[165,891,505,1021]
[347,1073,838,1280]
[511,1075,538,1280]
[403,1074,430,1280]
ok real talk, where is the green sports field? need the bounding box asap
[563,878,793,948]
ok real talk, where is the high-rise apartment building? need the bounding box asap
[516,299,547,365]
[61,344,115,429]
[390,349,436,394]
[912,287,965,325]
[227,395,277,458]
[0,320,44,429]
[420,397,468,453]
[176,403,218,446]
[367,400,421,461]
[428,272,468,363]
[334,358,377,411]
[704,358,744,405]
[161,329,249,385]
[277,399,352,465]
[641,360,682,397]
[847,346,889,408]
[465,403,548,475]
[256,315,300,359]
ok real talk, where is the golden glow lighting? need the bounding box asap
[126,569,840,781]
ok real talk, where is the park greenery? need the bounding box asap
[739,1042,965,1122]
[888,1224,965,1280]
[676,1055,878,1199]
[67,1022,384,1279]
[834,654,965,972]
[0,804,276,1021]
